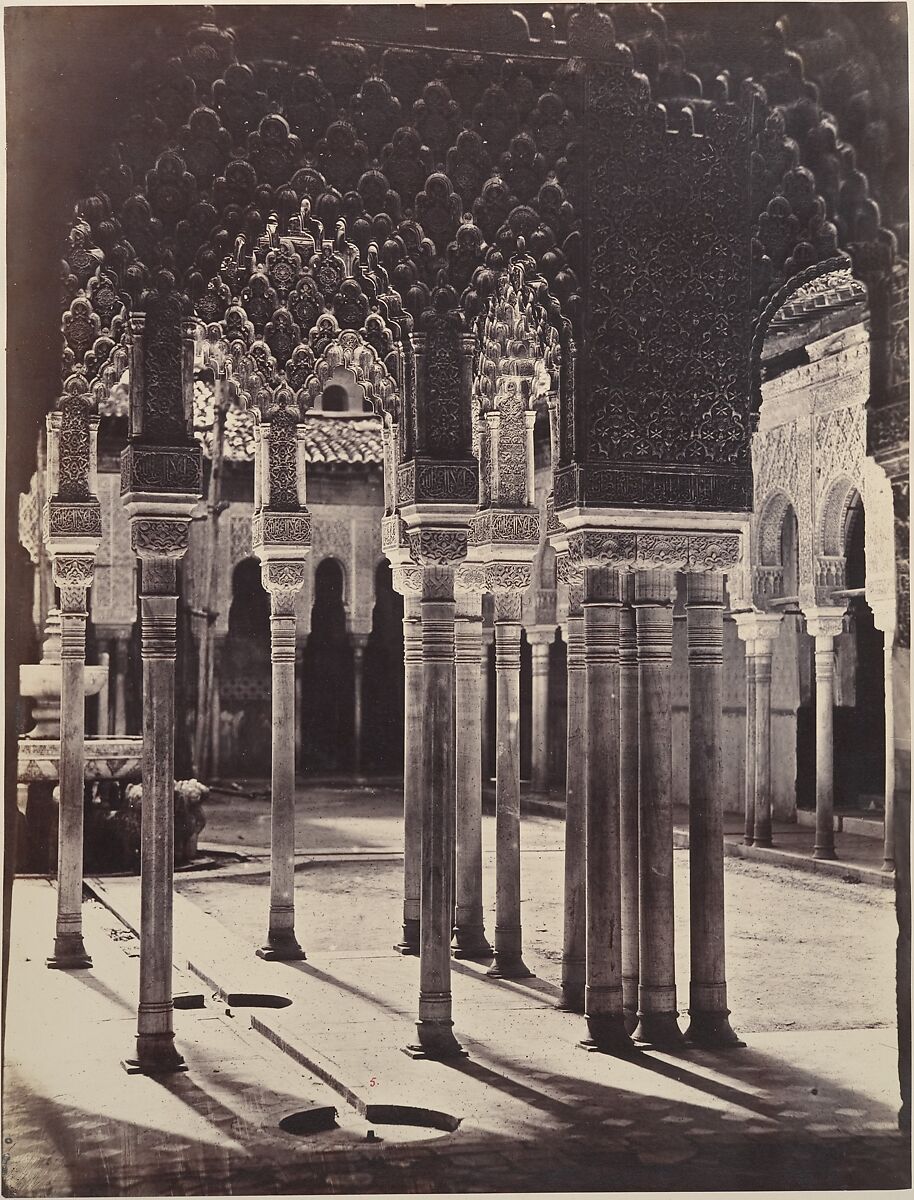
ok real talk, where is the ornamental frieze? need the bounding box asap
[120,444,203,496]
[565,529,742,572]
[414,461,478,504]
[252,511,312,551]
[45,500,103,541]
[407,527,468,567]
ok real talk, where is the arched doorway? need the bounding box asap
[219,557,272,777]
[361,561,405,774]
[301,557,354,773]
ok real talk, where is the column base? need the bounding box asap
[743,836,754,846]
[556,986,585,1013]
[47,934,92,971]
[632,1012,686,1049]
[813,847,838,861]
[884,859,896,873]
[257,933,306,962]
[684,1010,746,1049]
[487,956,534,980]
[581,1013,637,1056]
[394,918,420,955]
[754,836,773,849]
[406,1021,467,1060]
[452,934,493,961]
[623,1008,639,1036]
[124,1034,187,1075]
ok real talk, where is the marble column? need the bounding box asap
[453,593,491,959]
[733,612,782,848]
[97,650,110,737]
[408,565,463,1057]
[47,555,96,970]
[294,645,305,766]
[632,568,684,1049]
[127,530,193,1075]
[883,641,896,872]
[806,609,846,862]
[395,595,422,954]
[480,630,493,781]
[684,572,743,1048]
[618,588,639,1034]
[112,632,129,735]
[528,630,552,793]
[488,592,533,979]
[352,633,368,774]
[580,567,631,1053]
[257,563,307,961]
[558,588,586,1012]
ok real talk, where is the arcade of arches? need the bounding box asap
[6,0,910,1146]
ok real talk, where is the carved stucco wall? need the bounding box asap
[753,322,896,629]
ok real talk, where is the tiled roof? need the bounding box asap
[191,380,383,465]
[303,416,384,465]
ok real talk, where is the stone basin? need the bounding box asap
[20,663,109,739]
[17,737,143,785]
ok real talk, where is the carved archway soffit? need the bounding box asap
[59,7,899,396]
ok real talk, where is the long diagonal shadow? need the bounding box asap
[285,958,413,1021]
[619,1050,785,1121]
[449,957,564,1002]
[439,1054,583,1124]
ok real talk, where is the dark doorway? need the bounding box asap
[218,557,272,777]
[361,561,405,773]
[301,558,354,772]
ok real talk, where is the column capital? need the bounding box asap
[803,605,847,641]
[52,553,96,611]
[583,565,622,605]
[685,570,725,607]
[732,609,783,648]
[525,625,556,647]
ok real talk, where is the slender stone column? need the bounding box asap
[528,630,552,792]
[408,565,464,1058]
[294,646,305,766]
[806,609,846,861]
[684,572,743,1048]
[128,534,193,1074]
[618,589,639,1033]
[47,555,95,970]
[883,641,896,872]
[112,632,129,735]
[257,563,307,960]
[632,568,684,1049]
[733,612,782,848]
[480,629,493,780]
[559,587,586,1012]
[488,592,533,979]
[97,650,110,737]
[580,567,631,1053]
[352,633,368,774]
[395,595,422,954]
[453,593,491,959]
[742,643,757,846]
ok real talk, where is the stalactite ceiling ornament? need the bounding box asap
[57,4,902,515]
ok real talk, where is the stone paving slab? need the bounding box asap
[83,874,911,1193]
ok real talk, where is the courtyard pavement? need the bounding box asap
[3,785,909,1195]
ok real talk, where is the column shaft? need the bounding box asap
[813,635,837,860]
[412,569,462,1056]
[581,570,630,1053]
[453,609,491,958]
[743,646,757,845]
[488,604,532,978]
[258,597,305,960]
[396,598,422,954]
[559,610,586,1012]
[48,590,92,969]
[752,649,774,848]
[618,603,639,1032]
[113,634,129,735]
[352,638,366,774]
[133,560,185,1072]
[530,639,551,792]
[633,570,684,1048]
[684,574,742,1047]
[884,644,896,872]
